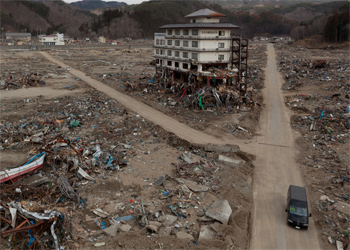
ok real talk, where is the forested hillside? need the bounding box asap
[71,0,127,10]
[0,0,95,38]
[1,0,348,43]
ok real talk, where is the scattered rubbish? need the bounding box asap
[93,208,110,218]
[78,167,94,181]
[205,200,232,224]
[176,231,194,241]
[198,225,216,242]
[115,215,136,222]
[0,152,46,184]
[94,242,106,247]
[218,155,245,168]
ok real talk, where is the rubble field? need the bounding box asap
[0,49,255,249]
[49,41,266,140]
[275,43,350,249]
[2,39,348,249]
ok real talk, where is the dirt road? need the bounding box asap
[0,87,84,100]
[39,48,321,249]
[249,44,320,249]
[39,51,237,147]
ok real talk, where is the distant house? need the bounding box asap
[5,33,31,41]
[109,40,118,45]
[98,36,106,43]
[39,33,65,45]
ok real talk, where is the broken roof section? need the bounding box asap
[185,8,226,18]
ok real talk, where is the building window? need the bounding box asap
[175,40,180,46]
[160,50,164,55]
[218,43,225,48]
[183,41,188,47]
[156,59,159,64]
[167,50,172,56]
[192,41,198,47]
[218,55,224,61]
[183,63,188,69]
[183,52,188,58]
[192,29,198,35]
[175,29,180,35]
[156,39,160,45]
[175,51,180,57]
[219,31,225,36]
[156,49,159,54]
[167,30,172,35]
[192,19,196,23]
[167,61,172,66]
[175,62,179,68]
[183,29,189,35]
[160,60,163,65]
[167,40,172,46]
[192,53,198,60]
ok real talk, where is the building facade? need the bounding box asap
[98,36,106,43]
[5,33,31,41]
[153,9,240,76]
[39,33,65,45]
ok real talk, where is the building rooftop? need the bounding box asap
[160,23,239,29]
[5,33,31,37]
[185,8,226,18]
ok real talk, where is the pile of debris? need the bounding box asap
[275,42,350,248]
[1,84,253,249]
[276,44,350,91]
[0,73,46,90]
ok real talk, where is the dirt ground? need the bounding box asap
[0,47,255,249]
[0,38,348,249]
[275,42,350,249]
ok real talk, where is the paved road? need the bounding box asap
[40,47,321,249]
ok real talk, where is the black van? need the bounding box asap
[285,185,311,229]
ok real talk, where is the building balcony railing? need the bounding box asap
[165,35,231,40]
[154,45,231,52]
[154,44,166,48]
[153,54,230,64]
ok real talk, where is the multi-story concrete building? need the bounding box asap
[154,8,246,86]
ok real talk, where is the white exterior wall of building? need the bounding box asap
[40,35,65,45]
[155,28,231,69]
[154,9,238,74]
[192,17,220,23]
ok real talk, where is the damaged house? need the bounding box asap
[153,8,248,93]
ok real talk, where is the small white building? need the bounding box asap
[98,36,106,43]
[154,8,240,76]
[39,33,65,45]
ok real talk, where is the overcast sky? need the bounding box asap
[63,0,146,4]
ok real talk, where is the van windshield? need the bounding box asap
[289,206,307,217]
